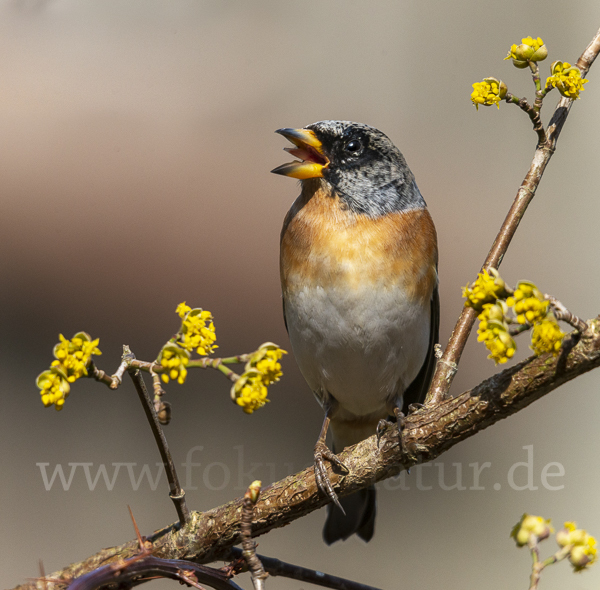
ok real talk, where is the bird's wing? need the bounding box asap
[282,296,289,333]
[402,284,440,410]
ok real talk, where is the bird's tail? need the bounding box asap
[322,485,376,544]
[322,419,378,544]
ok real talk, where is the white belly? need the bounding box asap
[284,282,430,419]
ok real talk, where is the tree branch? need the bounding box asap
[15,317,600,590]
[425,25,600,406]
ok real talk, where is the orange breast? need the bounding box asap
[280,178,438,303]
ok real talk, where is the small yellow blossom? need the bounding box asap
[506,281,549,325]
[176,302,192,319]
[246,342,287,385]
[52,332,102,382]
[463,269,507,310]
[511,514,553,547]
[477,304,515,364]
[37,332,101,409]
[531,314,565,356]
[556,522,598,572]
[175,302,218,356]
[231,369,269,414]
[471,77,508,110]
[37,368,71,411]
[158,344,190,384]
[505,36,548,67]
[546,61,588,99]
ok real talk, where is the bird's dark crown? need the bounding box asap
[306,120,426,217]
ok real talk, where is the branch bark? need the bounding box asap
[16,317,600,590]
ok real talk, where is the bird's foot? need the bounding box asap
[376,409,412,471]
[407,402,424,413]
[314,439,348,514]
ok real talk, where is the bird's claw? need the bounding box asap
[376,419,390,448]
[314,439,348,515]
[407,402,424,413]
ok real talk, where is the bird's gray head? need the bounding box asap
[272,120,426,216]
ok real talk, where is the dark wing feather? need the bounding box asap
[282,297,289,333]
[402,284,440,411]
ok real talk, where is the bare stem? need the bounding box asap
[546,296,589,332]
[425,26,600,406]
[87,362,113,387]
[504,92,546,145]
[229,548,383,590]
[530,61,542,92]
[509,324,531,337]
[111,359,128,389]
[128,367,189,525]
[528,545,570,590]
[188,357,240,383]
[241,482,267,590]
[63,556,244,590]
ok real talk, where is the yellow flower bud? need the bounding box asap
[505,37,547,67]
[546,61,588,99]
[511,514,552,547]
[471,78,507,110]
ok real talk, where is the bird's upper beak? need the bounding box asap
[271,128,329,179]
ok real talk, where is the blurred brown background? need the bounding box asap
[2,2,600,589]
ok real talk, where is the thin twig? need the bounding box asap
[111,359,128,389]
[87,362,113,387]
[546,296,588,332]
[128,366,189,525]
[64,556,244,590]
[505,92,546,144]
[228,548,383,590]
[425,26,600,406]
[241,481,268,590]
[90,355,243,389]
[509,324,531,337]
[188,358,240,383]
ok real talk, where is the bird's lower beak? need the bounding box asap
[271,128,329,179]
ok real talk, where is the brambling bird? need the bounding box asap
[272,121,439,544]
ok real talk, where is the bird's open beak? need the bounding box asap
[271,128,329,179]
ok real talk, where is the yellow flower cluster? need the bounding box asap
[471,77,507,110]
[465,273,567,362]
[231,343,287,414]
[156,302,218,385]
[546,61,588,99]
[477,303,516,364]
[511,514,553,547]
[176,302,217,355]
[463,269,507,311]
[505,36,548,67]
[557,522,598,572]
[247,342,287,385]
[231,370,268,415]
[158,343,190,385]
[506,281,549,324]
[531,316,565,357]
[37,332,102,410]
[37,370,71,411]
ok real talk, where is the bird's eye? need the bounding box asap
[344,139,362,154]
